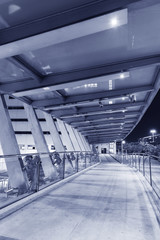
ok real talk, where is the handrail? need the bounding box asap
[0,150,93,159]
[125,152,160,163]
[0,150,100,210]
[117,152,160,199]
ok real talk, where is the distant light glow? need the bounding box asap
[122,97,125,100]
[150,129,156,134]
[122,140,126,144]
[110,17,118,27]
[109,101,113,104]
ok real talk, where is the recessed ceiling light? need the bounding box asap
[109,80,113,90]
[43,87,50,91]
[120,73,125,79]
[109,101,113,104]
[122,97,125,100]
[110,17,118,27]
[42,65,51,70]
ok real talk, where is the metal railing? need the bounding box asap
[113,152,160,199]
[0,151,99,209]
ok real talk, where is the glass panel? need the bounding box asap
[150,157,160,197]
[0,59,30,83]
[0,151,96,209]
[144,156,150,184]
[20,1,160,75]
[0,0,93,29]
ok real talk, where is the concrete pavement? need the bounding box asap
[0,155,159,240]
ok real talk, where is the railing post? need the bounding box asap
[62,153,65,179]
[76,153,79,172]
[149,156,152,186]
[85,153,87,168]
[138,155,140,172]
[36,158,40,192]
[143,154,145,176]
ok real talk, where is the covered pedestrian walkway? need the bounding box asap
[0,155,159,240]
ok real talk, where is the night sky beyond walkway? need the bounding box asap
[126,90,160,142]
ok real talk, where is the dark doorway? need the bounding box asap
[101,148,106,154]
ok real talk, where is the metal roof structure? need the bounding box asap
[0,0,160,144]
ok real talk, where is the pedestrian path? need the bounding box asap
[0,155,159,240]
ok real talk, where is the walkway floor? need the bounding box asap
[0,155,160,240]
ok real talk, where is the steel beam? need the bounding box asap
[64,111,140,124]
[80,122,133,132]
[83,128,130,135]
[72,117,137,129]
[32,85,153,109]
[0,54,158,97]
[50,101,144,118]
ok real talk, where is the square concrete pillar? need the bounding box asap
[23,104,57,179]
[65,124,81,151]
[43,112,65,152]
[0,95,28,191]
[73,129,84,151]
[57,119,75,151]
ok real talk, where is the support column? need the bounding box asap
[43,112,65,152]
[65,124,81,151]
[44,114,74,176]
[0,95,28,191]
[82,135,91,151]
[23,104,57,179]
[72,129,83,151]
[78,132,88,151]
[57,119,75,151]
[75,130,86,151]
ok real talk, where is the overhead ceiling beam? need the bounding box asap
[88,137,125,142]
[6,57,65,101]
[65,110,140,124]
[89,139,121,143]
[0,1,139,57]
[82,129,131,136]
[87,135,127,141]
[50,101,144,118]
[9,56,43,79]
[72,117,137,128]
[88,136,124,140]
[82,128,130,135]
[79,122,133,131]
[87,131,127,136]
[71,118,125,127]
[32,85,153,109]
[1,54,159,97]
[84,133,129,138]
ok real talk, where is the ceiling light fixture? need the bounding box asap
[43,87,50,91]
[110,17,118,27]
[120,73,125,79]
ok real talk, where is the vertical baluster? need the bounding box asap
[62,153,65,179]
[149,156,152,186]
